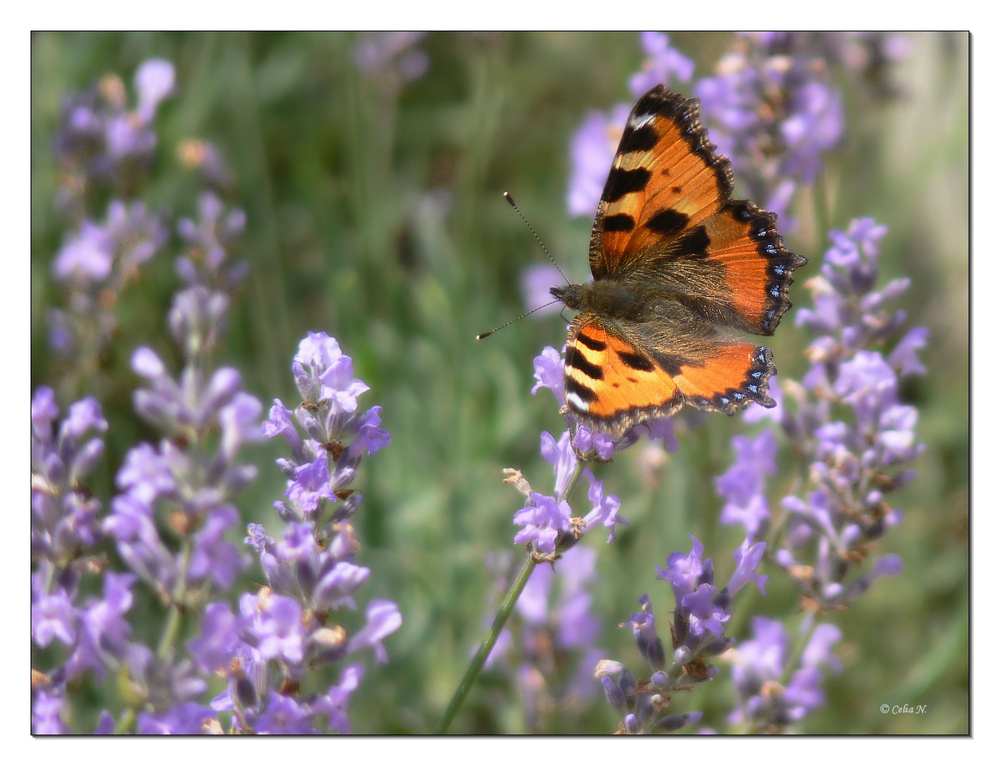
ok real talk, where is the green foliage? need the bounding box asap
[31,31,968,734]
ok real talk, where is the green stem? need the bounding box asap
[812,169,831,250]
[157,540,191,660]
[113,708,137,735]
[434,451,589,733]
[157,601,184,661]
[779,616,819,688]
[434,551,537,734]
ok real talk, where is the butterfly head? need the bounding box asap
[549,283,584,310]
[552,280,652,322]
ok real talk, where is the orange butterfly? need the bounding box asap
[551,85,807,438]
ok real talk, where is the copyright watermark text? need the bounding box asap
[880,704,927,715]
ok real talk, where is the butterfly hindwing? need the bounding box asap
[563,313,776,436]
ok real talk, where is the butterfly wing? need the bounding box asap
[589,86,807,336]
[558,86,806,435]
[563,312,775,437]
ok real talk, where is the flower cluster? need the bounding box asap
[195,331,400,733]
[33,58,399,735]
[48,197,169,367]
[693,33,846,229]
[54,58,175,215]
[262,332,390,529]
[31,389,115,733]
[725,221,918,592]
[106,346,260,598]
[508,426,630,556]
[47,60,176,382]
[31,389,107,576]
[595,536,767,734]
[702,217,925,729]
[775,219,920,606]
[32,317,263,734]
[729,617,843,732]
[175,191,249,294]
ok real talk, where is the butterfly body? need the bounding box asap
[553,86,807,438]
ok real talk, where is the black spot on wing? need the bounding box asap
[644,208,688,238]
[603,167,651,203]
[567,348,603,381]
[616,349,655,372]
[674,226,711,258]
[602,213,635,233]
[618,121,659,154]
[576,332,607,352]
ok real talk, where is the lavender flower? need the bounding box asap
[55,59,175,216]
[594,536,767,733]
[714,217,924,610]
[176,192,248,292]
[31,388,107,573]
[657,536,767,656]
[772,220,923,605]
[92,306,260,727]
[186,332,402,734]
[729,617,842,731]
[48,199,168,367]
[262,332,390,532]
[694,33,846,229]
[509,429,628,554]
[48,58,175,382]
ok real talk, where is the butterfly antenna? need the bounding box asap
[504,191,570,285]
[475,299,561,340]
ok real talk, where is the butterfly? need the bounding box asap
[551,85,807,438]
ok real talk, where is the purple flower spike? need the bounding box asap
[716,430,778,536]
[540,430,577,499]
[513,492,572,553]
[241,591,306,664]
[346,600,403,663]
[580,469,628,542]
[629,32,695,98]
[531,346,565,404]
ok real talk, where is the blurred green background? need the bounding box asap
[30,32,968,734]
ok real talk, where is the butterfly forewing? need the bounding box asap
[555,85,807,437]
[590,88,733,279]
